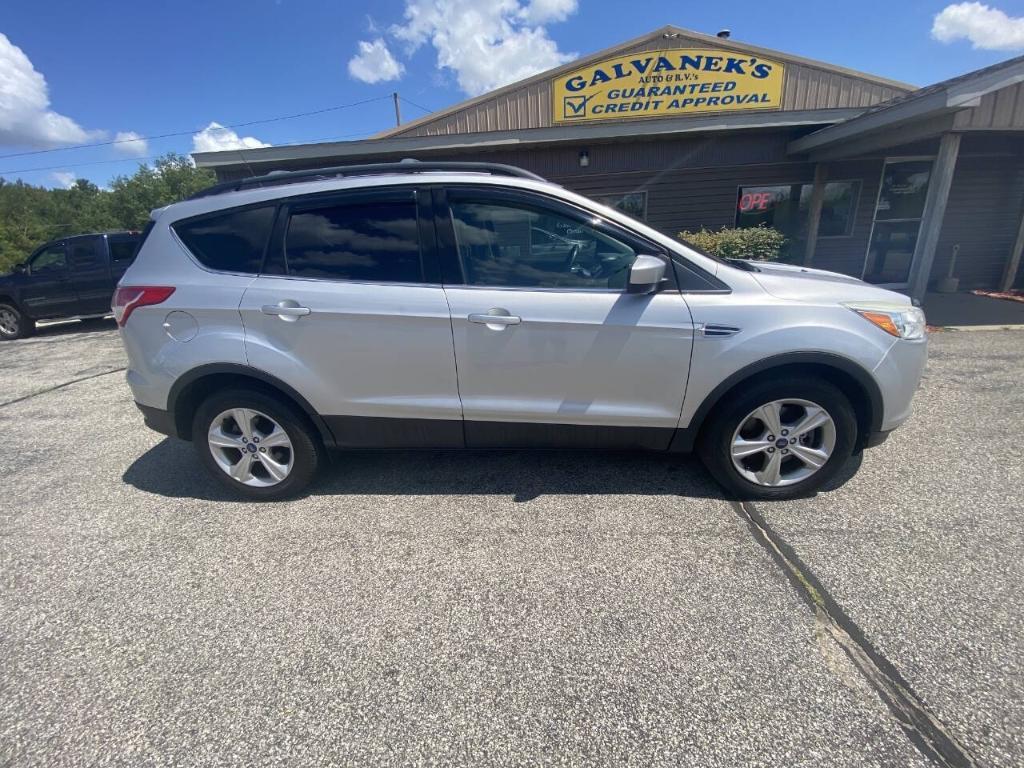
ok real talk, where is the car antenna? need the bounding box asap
[236,147,258,184]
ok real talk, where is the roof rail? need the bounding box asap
[188,158,546,199]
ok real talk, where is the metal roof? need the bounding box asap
[789,53,1024,157]
[192,108,863,170]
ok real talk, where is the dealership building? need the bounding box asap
[193,25,1024,300]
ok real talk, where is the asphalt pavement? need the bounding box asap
[0,320,1020,767]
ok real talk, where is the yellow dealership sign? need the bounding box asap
[552,49,785,123]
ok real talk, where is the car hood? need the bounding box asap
[742,261,912,306]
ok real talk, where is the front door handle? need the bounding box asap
[468,310,521,328]
[261,301,311,321]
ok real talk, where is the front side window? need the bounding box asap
[450,199,637,289]
[30,245,66,274]
[591,191,648,222]
[284,198,422,283]
[173,205,276,273]
[736,181,859,239]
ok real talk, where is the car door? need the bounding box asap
[437,186,696,449]
[66,236,113,315]
[21,242,78,319]
[238,186,464,448]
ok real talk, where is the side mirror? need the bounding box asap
[627,255,666,294]
[11,263,27,275]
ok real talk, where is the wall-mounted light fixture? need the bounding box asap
[578,149,590,168]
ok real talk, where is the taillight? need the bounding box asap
[112,286,175,326]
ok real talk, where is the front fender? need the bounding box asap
[678,297,891,433]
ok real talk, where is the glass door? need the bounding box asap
[862,159,933,286]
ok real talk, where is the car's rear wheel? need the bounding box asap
[698,377,857,500]
[0,303,33,340]
[192,388,323,500]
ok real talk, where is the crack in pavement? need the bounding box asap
[731,499,981,768]
[0,368,126,409]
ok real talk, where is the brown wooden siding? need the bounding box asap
[932,151,1024,289]
[953,82,1024,130]
[388,33,911,138]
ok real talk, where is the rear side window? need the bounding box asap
[173,205,276,273]
[68,238,104,269]
[283,198,422,283]
[109,237,140,265]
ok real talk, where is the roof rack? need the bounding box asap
[188,158,546,199]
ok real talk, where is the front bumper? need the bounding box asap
[873,337,928,432]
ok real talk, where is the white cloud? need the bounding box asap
[389,0,578,96]
[518,0,577,24]
[191,122,272,153]
[51,171,76,189]
[0,33,105,148]
[932,2,1024,50]
[347,38,405,84]
[113,130,148,157]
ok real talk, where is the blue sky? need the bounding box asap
[1,0,1022,189]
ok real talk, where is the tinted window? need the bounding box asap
[875,161,931,221]
[736,181,859,238]
[68,238,104,268]
[30,245,66,274]
[174,206,275,273]
[284,199,422,283]
[450,199,636,289]
[592,191,647,221]
[109,237,140,264]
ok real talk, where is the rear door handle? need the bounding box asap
[261,301,311,320]
[468,311,521,327]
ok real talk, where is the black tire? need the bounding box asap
[192,388,324,501]
[0,303,34,340]
[698,376,857,501]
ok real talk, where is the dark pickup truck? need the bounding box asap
[0,231,141,340]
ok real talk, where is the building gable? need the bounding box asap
[379,25,914,139]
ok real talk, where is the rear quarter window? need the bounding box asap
[173,205,276,273]
[109,237,141,265]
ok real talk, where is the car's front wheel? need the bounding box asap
[699,377,857,501]
[192,388,324,500]
[0,303,33,340]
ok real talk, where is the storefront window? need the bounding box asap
[874,161,931,221]
[862,159,934,285]
[592,191,647,221]
[735,181,859,240]
[864,221,921,284]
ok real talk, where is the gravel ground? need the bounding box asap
[0,324,1020,767]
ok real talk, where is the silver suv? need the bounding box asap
[116,161,927,501]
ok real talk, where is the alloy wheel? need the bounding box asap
[207,408,294,487]
[0,307,19,337]
[730,398,837,487]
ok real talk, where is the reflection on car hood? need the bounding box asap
[743,260,912,306]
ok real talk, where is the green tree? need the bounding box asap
[0,153,215,273]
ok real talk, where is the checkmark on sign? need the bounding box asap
[563,95,592,119]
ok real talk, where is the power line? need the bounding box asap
[0,96,393,162]
[0,129,380,176]
[400,95,436,115]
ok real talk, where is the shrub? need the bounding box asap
[677,225,786,261]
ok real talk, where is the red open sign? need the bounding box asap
[738,191,775,212]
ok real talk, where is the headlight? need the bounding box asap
[844,303,926,340]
